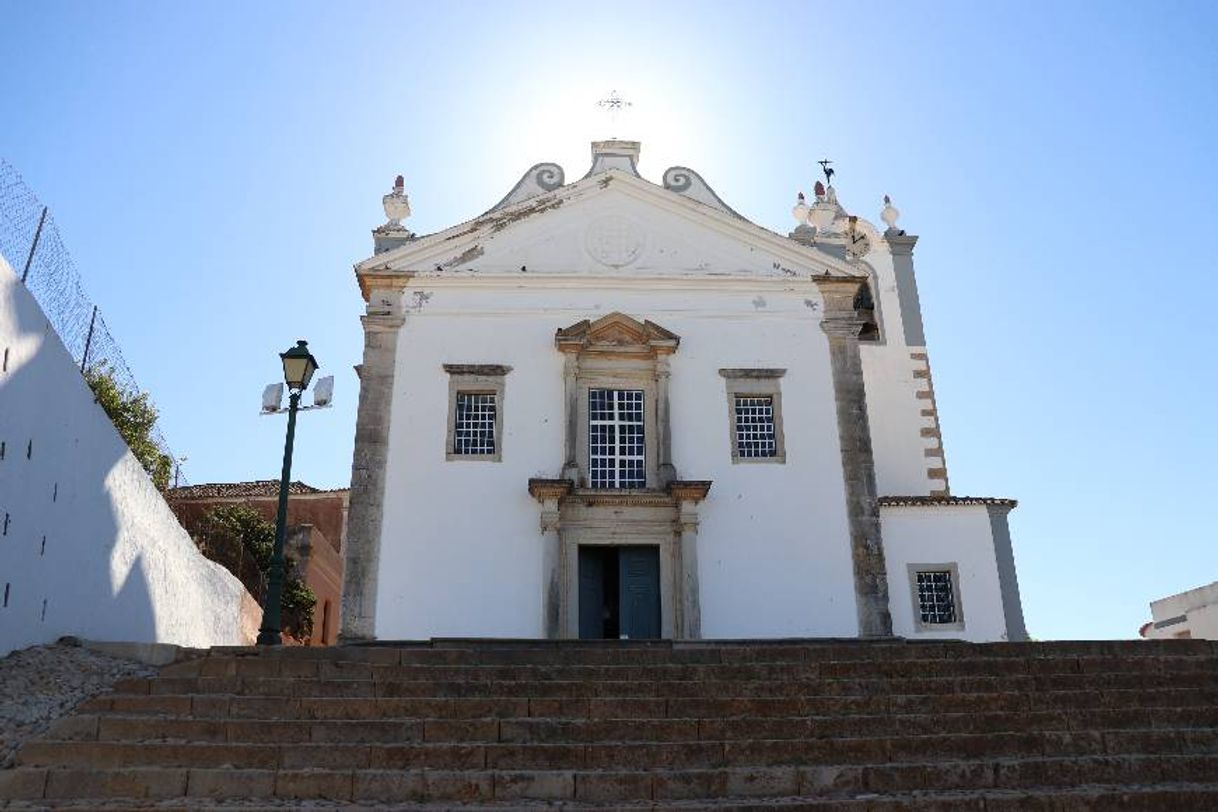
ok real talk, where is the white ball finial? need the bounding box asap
[881,194,900,232]
[792,191,810,226]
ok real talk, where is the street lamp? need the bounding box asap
[257,340,319,646]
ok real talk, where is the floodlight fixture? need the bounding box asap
[261,383,284,413]
[312,375,334,408]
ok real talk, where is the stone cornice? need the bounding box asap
[443,364,512,377]
[356,269,414,302]
[669,480,712,503]
[528,478,575,502]
[878,495,1018,509]
[719,368,786,380]
[528,481,713,508]
[360,314,405,332]
[567,489,677,508]
[813,275,868,338]
[883,233,919,256]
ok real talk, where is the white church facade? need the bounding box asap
[339,141,1027,643]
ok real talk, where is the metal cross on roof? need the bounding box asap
[597,89,633,137]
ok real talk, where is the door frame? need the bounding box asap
[577,543,663,640]
[530,480,710,640]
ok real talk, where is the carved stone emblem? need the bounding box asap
[585,215,643,268]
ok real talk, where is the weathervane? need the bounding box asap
[597,89,633,137]
[818,159,835,187]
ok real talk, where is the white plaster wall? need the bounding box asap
[375,281,860,640]
[1145,582,1218,640]
[859,247,938,498]
[0,260,251,655]
[880,504,1010,642]
[1180,604,1218,640]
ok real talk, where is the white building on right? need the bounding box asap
[1140,581,1218,640]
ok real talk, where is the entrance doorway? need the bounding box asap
[578,545,661,639]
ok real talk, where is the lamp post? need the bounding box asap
[257,340,319,646]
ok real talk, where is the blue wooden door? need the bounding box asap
[619,546,661,639]
[578,546,606,640]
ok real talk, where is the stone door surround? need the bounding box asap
[529,478,711,640]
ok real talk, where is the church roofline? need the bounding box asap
[354,167,866,295]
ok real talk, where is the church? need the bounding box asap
[339,140,1026,644]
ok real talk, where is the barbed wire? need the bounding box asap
[0,158,188,486]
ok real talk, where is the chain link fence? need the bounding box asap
[1,158,187,486]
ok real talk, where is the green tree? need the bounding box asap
[202,504,274,570]
[84,363,173,489]
[198,503,317,642]
[282,578,318,640]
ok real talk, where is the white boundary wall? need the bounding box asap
[0,259,252,655]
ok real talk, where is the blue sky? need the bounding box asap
[3,1,1216,640]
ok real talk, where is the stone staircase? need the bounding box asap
[2,639,1218,809]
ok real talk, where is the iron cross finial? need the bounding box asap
[597,90,633,137]
[818,159,835,186]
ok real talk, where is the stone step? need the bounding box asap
[202,638,1218,665]
[46,707,1218,746]
[20,726,1218,772]
[168,653,1218,683]
[115,669,1218,699]
[4,763,1218,804]
[76,686,1218,722]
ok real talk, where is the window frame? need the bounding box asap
[587,387,647,489]
[575,365,660,489]
[719,368,787,464]
[907,562,966,632]
[443,364,510,462]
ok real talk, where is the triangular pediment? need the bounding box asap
[556,312,680,354]
[356,169,864,297]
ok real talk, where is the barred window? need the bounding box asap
[453,392,497,455]
[720,369,786,464]
[589,388,645,489]
[734,395,777,458]
[916,570,958,625]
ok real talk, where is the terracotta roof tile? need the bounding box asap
[165,480,324,499]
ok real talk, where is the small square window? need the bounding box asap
[734,395,777,459]
[720,369,786,464]
[908,563,965,632]
[443,364,510,462]
[916,570,957,625]
[453,393,497,456]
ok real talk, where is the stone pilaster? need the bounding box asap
[670,480,711,639]
[339,290,405,644]
[656,353,676,486]
[529,479,573,639]
[815,276,893,638]
[560,354,580,481]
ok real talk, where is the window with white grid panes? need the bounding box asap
[915,570,957,625]
[733,395,777,458]
[453,392,497,456]
[588,388,645,488]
